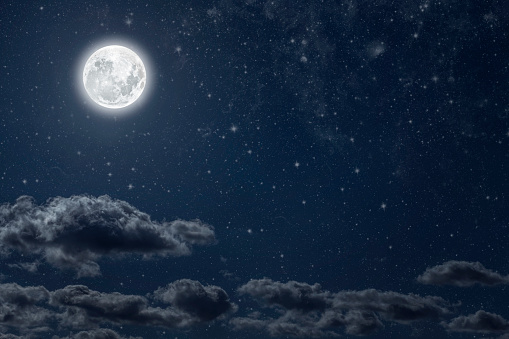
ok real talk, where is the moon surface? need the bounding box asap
[83,45,146,109]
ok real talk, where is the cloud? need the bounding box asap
[0,283,49,306]
[152,279,237,321]
[442,310,509,333]
[417,261,509,287]
[50,285,159,327]
[0,283,53,335]
[0,283,55,339]
[318,310,383,336]
[331,289,451,323]
[231,311,341,338]
[7,261,40,273]
[232,278,450,337]
[54,329,142,339]
[0,195,216,277]
[237,279,329,312]
[0,279,235,337]
[51,281,236,328]
[230,316,267,332]
[266,318,338,338]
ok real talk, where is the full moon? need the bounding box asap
[83,45,146,109]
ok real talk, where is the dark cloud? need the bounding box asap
[442,310,509,333]
[417,261,509,287]
[237,279,329,312]
[231,311,340,338]
[7,261,40,273]
[0,280,234,337]
[266,319,338,338]
[54,328,142,339]
[318,310,383,336]
[0,282,49,306]
[0,283,53,333]
[50,285,157,327]
[152,279,237,321]
[230,316,267,332]
[343,310,383,336]
[0,195,216,277]
[232,278,450,337]
[51,281,236,328]
[331,289,451,323]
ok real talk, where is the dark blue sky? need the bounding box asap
[1,1,509,338]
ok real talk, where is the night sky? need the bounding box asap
[1,0,509,338]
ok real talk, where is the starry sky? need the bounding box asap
[1,0,509,338]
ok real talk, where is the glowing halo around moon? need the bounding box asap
[75,38,153,117]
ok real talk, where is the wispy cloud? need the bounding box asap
[417,261,509,287]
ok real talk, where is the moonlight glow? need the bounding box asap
[82,45,146,109]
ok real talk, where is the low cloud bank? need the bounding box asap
[0,280,235,337]
[232,278,451,337]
